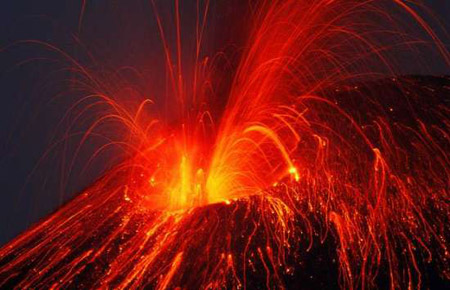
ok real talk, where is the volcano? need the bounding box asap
[1,76,449,289]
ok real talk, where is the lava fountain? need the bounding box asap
[0,0,449,289]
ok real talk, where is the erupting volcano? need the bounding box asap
[0,0,449,289]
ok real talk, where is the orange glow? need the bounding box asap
[0,0,449,289]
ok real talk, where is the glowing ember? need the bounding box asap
[1,0,449,289]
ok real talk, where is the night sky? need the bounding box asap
[0,1,449,246]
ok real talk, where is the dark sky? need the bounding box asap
[0,0,449,246]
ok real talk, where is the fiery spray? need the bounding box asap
[1,0,450,289]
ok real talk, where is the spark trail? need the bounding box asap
[0,0,450,289]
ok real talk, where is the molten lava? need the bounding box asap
[1,0,450,289]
